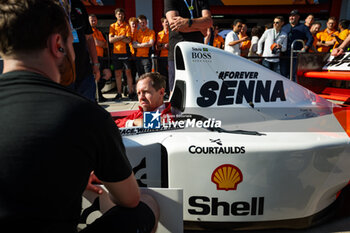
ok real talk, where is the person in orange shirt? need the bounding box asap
[212,25,225,49]
[156,17,169,94]
[333,19,350,49]
[109,8,136,101]
[128,17,139,57]
[128,17,139,91]
[132,15,155,76]
[316,17,339,52]
[89,14,112,102]
[204,24,225,49]
[333,19,350,87]
[239,23,251,57]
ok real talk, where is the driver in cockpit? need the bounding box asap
[115,72,178,128]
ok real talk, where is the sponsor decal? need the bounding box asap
[197,80,286,107]
[188,145,245,154]
[79,197,100,226]
[324,52,350,69]
[211,164,243,191]
[209,138,222,146]
[133,158,147,187]
[188,139,245,155]
[191,47,212,63]
[143,111,161,129]
[218,71,259,80]
[119,126,171,136]
[188,196,264,216]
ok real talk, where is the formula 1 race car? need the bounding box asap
[80,42,350,233]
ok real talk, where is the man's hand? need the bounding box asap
[241,36,249,42]
[300,47,307,53]
[169,16,188,32]
[86,171,103,195]
[94,39,106,48]
[93,65,101,81]
[133,118,143,126]
[331,47,344,57]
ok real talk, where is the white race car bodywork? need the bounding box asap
[83,42,350,231]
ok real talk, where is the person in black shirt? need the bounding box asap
[0,0,158,232]
[165,0,212,94]
[280,9,313,81]
[62,0,101,101]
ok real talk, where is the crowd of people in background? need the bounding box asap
[90,9,171,102]
[89,7,350,102]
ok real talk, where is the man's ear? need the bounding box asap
[48,33,65,58]
[159,87,165,96]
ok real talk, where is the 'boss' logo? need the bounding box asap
[192,52,211,59]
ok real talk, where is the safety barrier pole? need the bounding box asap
[151,54,158,73]
[290,39,305,81]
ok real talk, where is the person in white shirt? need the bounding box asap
[248,26,263,61]
[257,16,287,74]
[224,19,248,56]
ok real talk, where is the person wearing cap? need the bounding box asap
[280,9,313,81]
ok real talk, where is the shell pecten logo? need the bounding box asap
[211,164,243,191]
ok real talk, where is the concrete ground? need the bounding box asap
[184,216,350,233]
[98,83,139,112]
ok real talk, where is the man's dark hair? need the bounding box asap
[0,0,69,57]
[312,21,322,27]
[251,26,263,37]
[137,72,166,90]
[339,19,350,29]
[114,8,125,15]
[138,14,148,21]
[275,16,285,23]
[233,19,244,26]
[89,14,97,18]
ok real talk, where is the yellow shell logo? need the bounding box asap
[211,164,243,191]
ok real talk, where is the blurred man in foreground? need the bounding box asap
[0,1,158,232]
